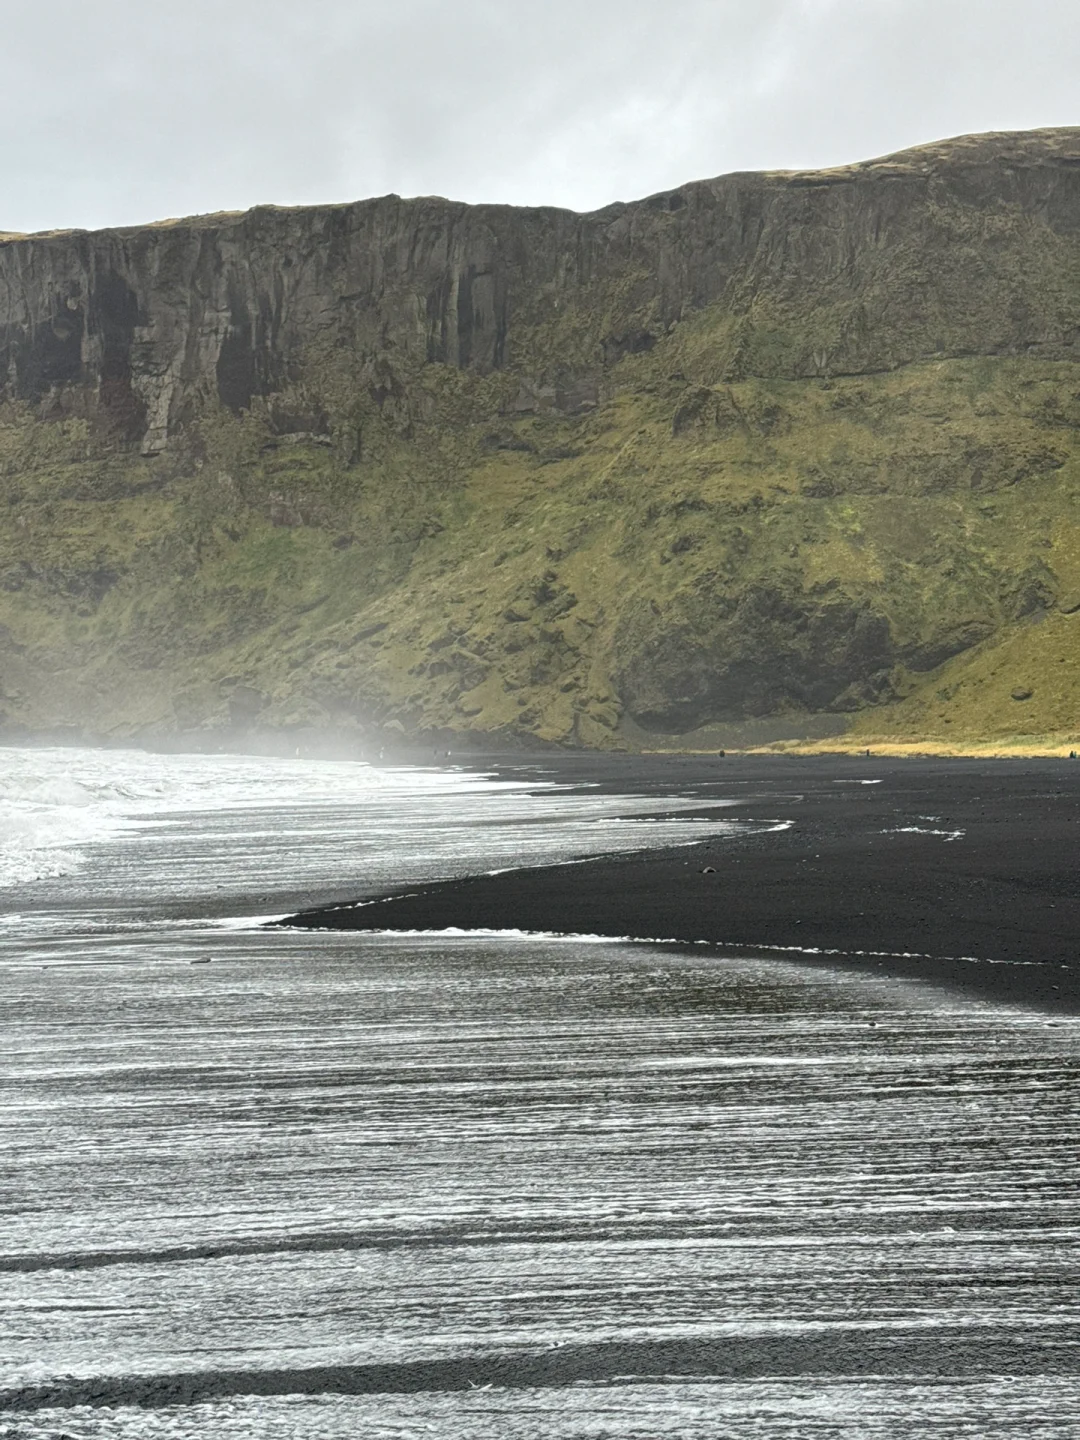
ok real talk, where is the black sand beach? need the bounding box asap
[4,748,1079,1432]
[285,755,1080,1014]
[6,1327,1077,1413]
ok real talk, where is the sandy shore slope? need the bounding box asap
[285,755,1080,1013]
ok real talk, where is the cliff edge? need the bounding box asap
[2,128,1080,749]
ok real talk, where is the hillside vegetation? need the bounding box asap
[1,129,1079,751]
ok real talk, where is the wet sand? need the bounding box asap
[7,1327,1078,1412]
[4,929,1079,1430]
[5,751,1079,1433]
[285,755,1080,1013]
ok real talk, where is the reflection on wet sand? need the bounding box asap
[3,927,1078,1437]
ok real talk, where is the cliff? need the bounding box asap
[2,128,1080,749]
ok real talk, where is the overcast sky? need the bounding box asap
[2,0,1077,233]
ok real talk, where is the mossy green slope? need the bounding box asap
[1,129,1080,750]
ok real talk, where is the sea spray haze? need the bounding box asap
[1,130,1080,749]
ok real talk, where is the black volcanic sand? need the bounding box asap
[284,754,1080,1014]
[5,1329,1078,1411]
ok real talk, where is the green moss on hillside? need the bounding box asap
[2,349,1079,749]
[4,130,1080,749]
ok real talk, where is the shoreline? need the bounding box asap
[5,725,1080,765]
[283,754,1080,1015]
[649,736,1080,759]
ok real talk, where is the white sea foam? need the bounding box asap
[0,760,133,886]
[334,926,642,943]
[888,825,966,841]
[0,746,655,891]
[0,745,753,963]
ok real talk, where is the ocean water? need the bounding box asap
[1,746,1078,1437]
[0,745,755,967]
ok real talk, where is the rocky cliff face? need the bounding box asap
[7,128,1080,447]
[2,129,1080,749]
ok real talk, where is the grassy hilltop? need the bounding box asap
[1,129,1079,751]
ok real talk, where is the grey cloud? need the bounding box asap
[1,0,1076,233]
